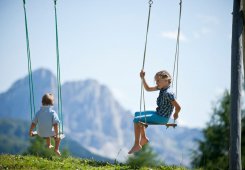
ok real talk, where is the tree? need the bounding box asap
[24,136,55,158]
[126,144,162,169]
[24,136,69,158]
[191,91,245,169]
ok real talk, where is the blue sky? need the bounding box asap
[0,0,232,128]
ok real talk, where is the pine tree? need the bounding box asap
[191,90,245,169]
[24,136,70,158]
[24,136,55,158]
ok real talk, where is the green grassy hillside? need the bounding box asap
[0,154,189,170]
[0,119,112,162]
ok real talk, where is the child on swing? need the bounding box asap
[128,70,181,154]
[29,93,61,156]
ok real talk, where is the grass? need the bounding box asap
[0,154,190,170]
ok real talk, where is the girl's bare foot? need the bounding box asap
[47,145,54,149]
[128,144,142,154]
[140,138,149,147]
[54,149,61,156]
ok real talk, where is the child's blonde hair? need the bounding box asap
[155,70,172,84]
[42,93,54,106]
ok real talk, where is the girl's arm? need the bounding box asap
[140,70,158,92]
[171,100,181,120]
[142,78,158,91]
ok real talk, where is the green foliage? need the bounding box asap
[126,144,162,169]
[0,118,112,162]
[60,138,107,160]
[61,147,70,158]
[0,154,188,170]
[0,119,29,154]
[191,90,245,169]
[23,136,56,158]
[23,136,70,159]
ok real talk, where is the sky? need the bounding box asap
[0,0,233,128]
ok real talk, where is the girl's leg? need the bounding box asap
[137,111,169,124]
[133,123,141,145]
[134,111,158,124]
[128,123,142,154]
[128,111,160,154]
[54,137,61,156]
[46,137,53,148]
[139,126,149,147]
[128,111,153,152]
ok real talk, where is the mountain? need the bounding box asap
[147,126,202,165]
[62,80,132,160]
[0,69,57,119]
[0,68,203,166]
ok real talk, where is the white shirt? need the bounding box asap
[32,106,60,137]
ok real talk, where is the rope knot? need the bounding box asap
[149,0,153,6]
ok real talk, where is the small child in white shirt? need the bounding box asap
[29,93,61,156]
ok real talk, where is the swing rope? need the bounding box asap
[23,0,36,121]
[54,0,64,135]
[140,0,153,124]
[139,0,182,125]
[22,0,64,135]
[172,0,182,99]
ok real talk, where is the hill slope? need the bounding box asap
[0,119,112,162]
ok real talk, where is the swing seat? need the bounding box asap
[139,121,177,129]
[31,131,38,136]
[31,131,65,139]
[58,133,65,140]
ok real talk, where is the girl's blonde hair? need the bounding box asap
[42,93,54,106]
[155,70,172,84]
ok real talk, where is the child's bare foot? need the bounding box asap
[140,138,149,147]
[54,149,61,156]
[128,144,142,154]
[47,145,54,149]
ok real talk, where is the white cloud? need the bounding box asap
[161,30,188,42]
